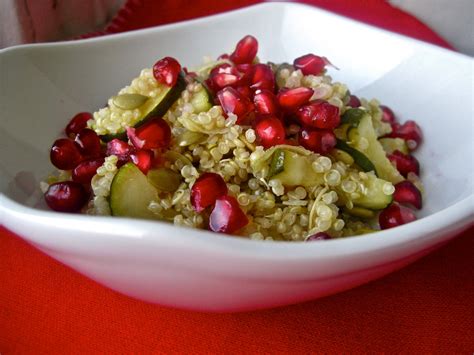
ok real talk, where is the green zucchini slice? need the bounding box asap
[335,139,376,173]
[100,74,186,142]
[338,114,404,184]
[109,163,159,219]
[351,173,393,210]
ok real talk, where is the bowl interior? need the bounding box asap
[1,3,473,218]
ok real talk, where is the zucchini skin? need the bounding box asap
[341,108,366,127]
[335,139,377,174]
[100,74,187,142]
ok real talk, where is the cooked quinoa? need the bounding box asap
[43,36,424,240]
[89,66,394,240]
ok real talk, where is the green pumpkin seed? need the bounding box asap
[147,168,182,192]
[268,149,285,178]
[112,93,149,110]
[344,206,375,219]
[176,131,206,147]
[163,150,192,166]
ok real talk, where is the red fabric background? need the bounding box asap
[1,0,473,353]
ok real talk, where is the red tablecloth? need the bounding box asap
[1,0,473,353]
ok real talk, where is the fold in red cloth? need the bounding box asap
[1,0,472,353]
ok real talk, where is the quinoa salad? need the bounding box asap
[43,35,424,241]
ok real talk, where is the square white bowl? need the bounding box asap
[0,3,472,311]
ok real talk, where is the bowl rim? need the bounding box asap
[1,2,473,261]
[1,194,473,261]
[0,2,471,60]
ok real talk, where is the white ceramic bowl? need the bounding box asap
[1,3,473,312]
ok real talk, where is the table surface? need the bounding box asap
[1,0,473,353]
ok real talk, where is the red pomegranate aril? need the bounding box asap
[50,138,83,170]
[44,181,89,212]
[130,149,153,174]
[207,63,243,90]
[127,117,171,150]
[65,112,92,138]
[380,105,396,124]
[250,64,275,92]
[153,57,181,87]
[296,100,340,129]
[388,150,420,177]
[298,129,336,154]
[230,35,258,65]
[277,87,314,112]
[212,73,241,88]
[255,116,285,148]
[254,89,279,115]
[235,63,253,74]
[306,232,331,241]
[210,63,235,76]
[235,85,253,99]
[74,128,102,158]
[217,87,254,124]
[393,180,422,210]
[191,173,228,213]
[106,139,131,166]
[106,138,130,156]
[347,95,361,108]
[293,54,329,76]
[236,63,252,74]
[236,63,253,86]
[388,120,423,150]
[379,203,416,230]
[72,157,105,184]
[217,53,230,60]
[209,195,249,234]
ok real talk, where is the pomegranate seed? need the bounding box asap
[210,63,235,76]
[230,35,258,65]
[379,203,416,230]
[277,87,314,112]
[380,105,396,124]
[255,116,286,148]
[235,85,253,99]
[50,138,83,170]
[72,157,105,184]
[218,53,230,60]
[130,149,153,174]
[393,180,422,210]
[153,57,181,87]
[127,117,171,150]
[74,128,102,158]
[106,138,130,156]
[209,195,249,234]
[65,112,92,138]
[250,64,275,92]
[388,150,420,177]
[347,95,361,108]
[217,87,254,124]
[306,232,331,241]
[254,89,279,115]
[191,173,228,213]
[106,139,131,166]
[207,63,253,91]
[44,181,89,212]
[298,128,336,154]
[214,73,242,88]
[236,63,252,73]
[293,54,330,76]
[296,100,340,129]
[388,120,423,150]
